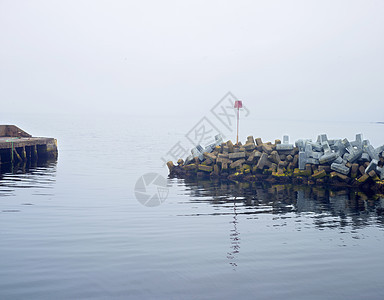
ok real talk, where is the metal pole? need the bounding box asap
[236,107,239,144]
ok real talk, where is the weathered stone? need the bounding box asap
[218,153,229,159]
[368,170,378,178]
[275,139,281,145]
[359,165,366,175]
[227,140,234,153]
[330,171,349,181]
[261,143,273,154]
[256,153,269,169]
[293,168,311,177]
[269,151,281,164]
[331,163,350,175]
[198,164,213,172]
[177,158,184,165]
[167,161,175,172]
[286,155,293,162]
[357,173,370,183]
[229,152,246,160]
[222,146,229,154]
[203,152,217,161]
[351,163,359,178]
[318,165,331,172]
[230,159,245,169]
[255,138,263,146]
[247,136,255,145]
[244,143,255,151]
[216,157,232,164]
[213,164,220,175]
[183,163,197,171]
[312,169,327,179]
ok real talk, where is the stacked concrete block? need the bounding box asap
[167,133,384,194]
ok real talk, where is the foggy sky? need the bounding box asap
[1,0,383,121]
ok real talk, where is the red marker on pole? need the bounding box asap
[234,100,242,145]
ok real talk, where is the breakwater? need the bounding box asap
[167,134,384,194]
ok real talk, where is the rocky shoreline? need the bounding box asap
[167,134,384,194]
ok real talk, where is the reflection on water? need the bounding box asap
[0,160,57,198]
[180,178,384,229]
[226,200,240,270]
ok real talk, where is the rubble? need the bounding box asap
[167,134,384,194]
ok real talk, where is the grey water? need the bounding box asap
[1,113,384,300]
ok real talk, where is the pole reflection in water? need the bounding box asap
[227,198,240,270]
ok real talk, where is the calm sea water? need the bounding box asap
[0,113,383,300]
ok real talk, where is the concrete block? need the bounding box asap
[334,156,343,164]
[322,141,331,154]
[261,144,273,154]
[283,135,289,144]
[276,143,294,150]
[359,153,370,162]
[256,153,269,169]
[312,169,327,179]
[331,163,350,175]
[247,136,255,145]
[351,133,363,149]
[299,152,306,170]
[309,142,322,152]
[255,138,263,146]
[307,158,320,165]
[184,154,194,165]
[244,143,256,151]
[375,145,384,156]
[269,151,281,164]
[191,145,204,161]
[229,152,246,160]
[364,144,380,161]
[365,159,378,174]
[230,159,245,169]
[319,152,338,164]
[198,164,213,172]
[359,165,366,175]
[215,134,223,146]
[376,166,384,180]
[347,149,363,163]
[317,134,328,144]
[357,173,369,183]
[203,152,217,161]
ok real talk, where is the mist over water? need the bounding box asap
[0,113,383,299]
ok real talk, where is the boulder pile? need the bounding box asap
[167,134,384,193]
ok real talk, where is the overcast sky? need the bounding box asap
[1,0,383,121]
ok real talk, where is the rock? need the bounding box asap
[177,158,184,166]
[261,143,273,154]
